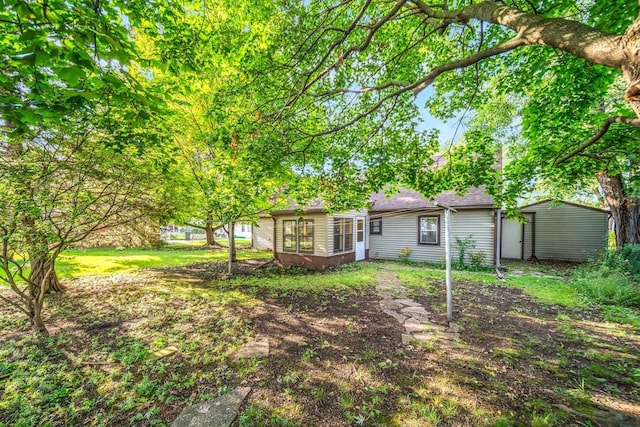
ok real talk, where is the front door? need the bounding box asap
[355,217,366,261]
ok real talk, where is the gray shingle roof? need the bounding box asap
[368,186,495,212]
[271,186,495,215]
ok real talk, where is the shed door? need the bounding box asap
[355,218,366,261]
[501,218,522,259]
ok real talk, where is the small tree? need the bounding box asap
[0,114,173,334]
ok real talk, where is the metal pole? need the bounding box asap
[445,208,452,324]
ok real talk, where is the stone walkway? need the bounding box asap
[376,270,461,349]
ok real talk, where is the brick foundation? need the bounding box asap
[275,251,357,269]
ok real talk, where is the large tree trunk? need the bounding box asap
[596,170,640,247]
[30,257,65,293]
[205,223,217,246]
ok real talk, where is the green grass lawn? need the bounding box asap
[55,247,272,278]
[164,238,252,248]
[387,261,580,306]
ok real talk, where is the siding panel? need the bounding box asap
[522,201,608,262]
[523,213,534,260]
[275,213,328,257]
[253,218,274,250]
[369,210,495,265]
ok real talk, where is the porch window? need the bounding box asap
[418,215,440,245]
[333,218,354,253]
[283,219,314,253]
[283,220,297,252]
[370,218,382,235]
[298,220,314,253]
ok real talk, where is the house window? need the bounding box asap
[283,220,297,252]
[345,219,353,251]
[370,218,382,235]
[333,218,353,253]
[356,219,364,243]
[298,220,314,253]
[283,219,314,253]
[418,215,440,245]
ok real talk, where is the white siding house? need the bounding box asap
[269,202,368,268]
[367,187,498,266]
[268,189,608,269]
[369,209,495,265]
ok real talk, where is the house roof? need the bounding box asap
[368,186,495,212]
[270,199,326,215]
[271,186,496,215]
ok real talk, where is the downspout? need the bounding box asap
[272,216,277,260]
[495,209,502,268]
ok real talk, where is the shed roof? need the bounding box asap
[520,199,608,214]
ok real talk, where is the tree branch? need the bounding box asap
[410,0,625,69]
[413,36,528,95]
[554,116,640,165]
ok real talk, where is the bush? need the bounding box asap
[602,244,640,279]
[398,247,413,263]
[573,274,640,308]
[454,235,475,268]
[573,244,640,308]
[469,251,486,270]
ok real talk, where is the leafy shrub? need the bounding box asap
[602,244,640,279]
[398,247,413,263]
[469,251,486,269]
[573,245,640,308]
[574,274,640,308]
[454,235,475,268]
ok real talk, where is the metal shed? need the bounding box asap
[501,200,609,262]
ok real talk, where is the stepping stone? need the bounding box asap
[234,338,269,359]
[438,340,461,350]
[435,331,459,341]
[172,387,251,427]
[380,298,404,311]
[401,334,415,346]
[400,306,430,318]
[382,308,408,324]
[396,299,422,307]
[404,318,426,334]
[153,346,178,359]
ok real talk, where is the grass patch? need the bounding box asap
[165,238,252,247]
[55,247,272,279]
[507,275,580,308]
[387,261,580,308]
[0,273,257,426]
[222,262,380,299]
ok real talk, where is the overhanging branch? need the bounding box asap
[554,116,640,165]
[413,36,528,95]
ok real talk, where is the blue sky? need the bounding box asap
[413,88,465,144]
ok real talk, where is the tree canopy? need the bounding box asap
[263,0,640,242]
